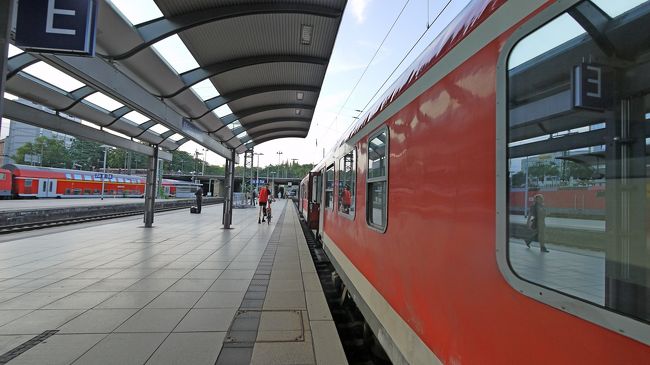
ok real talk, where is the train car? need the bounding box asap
[0,168,11,198]
[308,1,650,364]
[299,171,322,230]
[3,164,198,199]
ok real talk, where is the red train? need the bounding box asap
[301,0,650,363]
[1,164,200,198]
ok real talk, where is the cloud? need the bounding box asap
[349,0,371,24]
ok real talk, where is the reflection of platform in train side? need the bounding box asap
[509,239,605,306]
[510,214,605,252]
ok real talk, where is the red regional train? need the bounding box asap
[1,164,201,199]
[301,0,650,363]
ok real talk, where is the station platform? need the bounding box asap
[0,200,347,365]
[0,197,199,212]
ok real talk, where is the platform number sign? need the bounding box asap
[572,63,611,111]
[15,0,98,56]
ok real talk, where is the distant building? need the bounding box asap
[0,139,5,166]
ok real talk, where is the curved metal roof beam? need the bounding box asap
[190,84,320,120]
[160,56,327,99]
[108,3,343,61]
[56,85,96,112]
[6,52,39,79]
[231,117,311,136]
[249,131,308,145]
[209,104,315,133]
[243,127,310,143]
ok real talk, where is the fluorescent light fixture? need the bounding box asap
[301,24,313,45]
[23,62,85,92]
[295,109,302,115]
[228,120,242,130]
[151,34,200,74]
[104,128,131,139]
[81,120,101,130]
[108,0,163,25]
[237,131,248,139]
[8,44,23,57]
[169,133,184,141]
[124,111,149,125]
[149,124,170,134]
[214,104,234,117]
[85,92,124,111]
[4,92,19,100]
[191,79,220,100]
[296,92,304,100]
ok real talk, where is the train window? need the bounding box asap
[65,173,72,179]
[367,129,388,230]
[505,0,650,325]
[338,150,356,217]
[325,165,334,209]
[74,174,82,180]
[84,175,92,181]
[117,178,124,183]
[84,189,91,194]
[24,179,32,187]
[0,173,5,180]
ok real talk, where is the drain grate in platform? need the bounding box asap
[0,330,58,365]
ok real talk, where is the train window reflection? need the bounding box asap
[367,129,388,230]
[338,150,356,217]
[507,0,650,323]
[325,165,334,209]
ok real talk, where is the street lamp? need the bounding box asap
[100,145,112,200]
[254,153,264,194]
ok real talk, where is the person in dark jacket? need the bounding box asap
[195,186,203,213]
[526,194,549,252]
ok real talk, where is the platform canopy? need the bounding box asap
[3,0,347,159]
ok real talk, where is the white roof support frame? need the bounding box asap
[3,99,173,161]
[38,53,237,162]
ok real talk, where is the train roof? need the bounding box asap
[2,164,143,179]
[335,0,506,149]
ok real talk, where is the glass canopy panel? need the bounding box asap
[229,120,242,130]
[214,104,234,118]
[168,133,184,141]
[191,79,220,100]
[84,92,124,111]
[23,62,85,92]
[591,0,648,17]
[8,44,23,57]
[107,0,163,26]
[124,111,149,125]
[151,35,200,74]
[81,120,101,130]
[149,124,170,134]
[237,131,248,139]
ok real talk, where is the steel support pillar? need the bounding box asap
[0,0,15,127]
[144,146,159,228]
[222,149,235,229]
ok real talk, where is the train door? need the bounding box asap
[37,179,57,198]
[308,171,321,230]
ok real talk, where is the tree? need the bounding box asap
[68,139,104,170]
[13,136,70,167]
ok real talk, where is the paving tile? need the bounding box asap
[80,278,140,292]
[124,278,178,291]
[257,310,303,342]
[215,347,253,365]
[146,269,192,279]
[167,278,215,292]
[174,308,237,332]
[8,333,105,365]
[194,291,245,308]
[115,308,188,333]
[58,309,138,334]
[145,291,203,309]
[208,279,251,292]
[311,321,348,365]
[95,291,160,309]
[0,310,31,327]
[250,331,315,365]
[0,334,33,354]
[0,292,71,310]
[182,269,224,279]
[0,309,84,335]
[71,332,167,365]
[218,270,256,280]
[263,290,306,310]
[268,279,304,292]
[145,332,226,365]
[43,291,117,310]
[305,291,333,321]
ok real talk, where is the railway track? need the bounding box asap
[0,200,221,234]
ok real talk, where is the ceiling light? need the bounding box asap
[296,92,304,100]
[295,109,302,115]
[301,24,313,45]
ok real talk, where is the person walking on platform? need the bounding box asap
[526,194,549,252]
[258,184,270,224]
[194,185,203,214]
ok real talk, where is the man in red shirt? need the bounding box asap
[341,185,351,214]
[258,184,270,224]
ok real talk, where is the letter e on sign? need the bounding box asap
[572,63,611,111]
[15,0,98,56]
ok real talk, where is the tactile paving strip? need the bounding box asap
[0,330,58,365]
